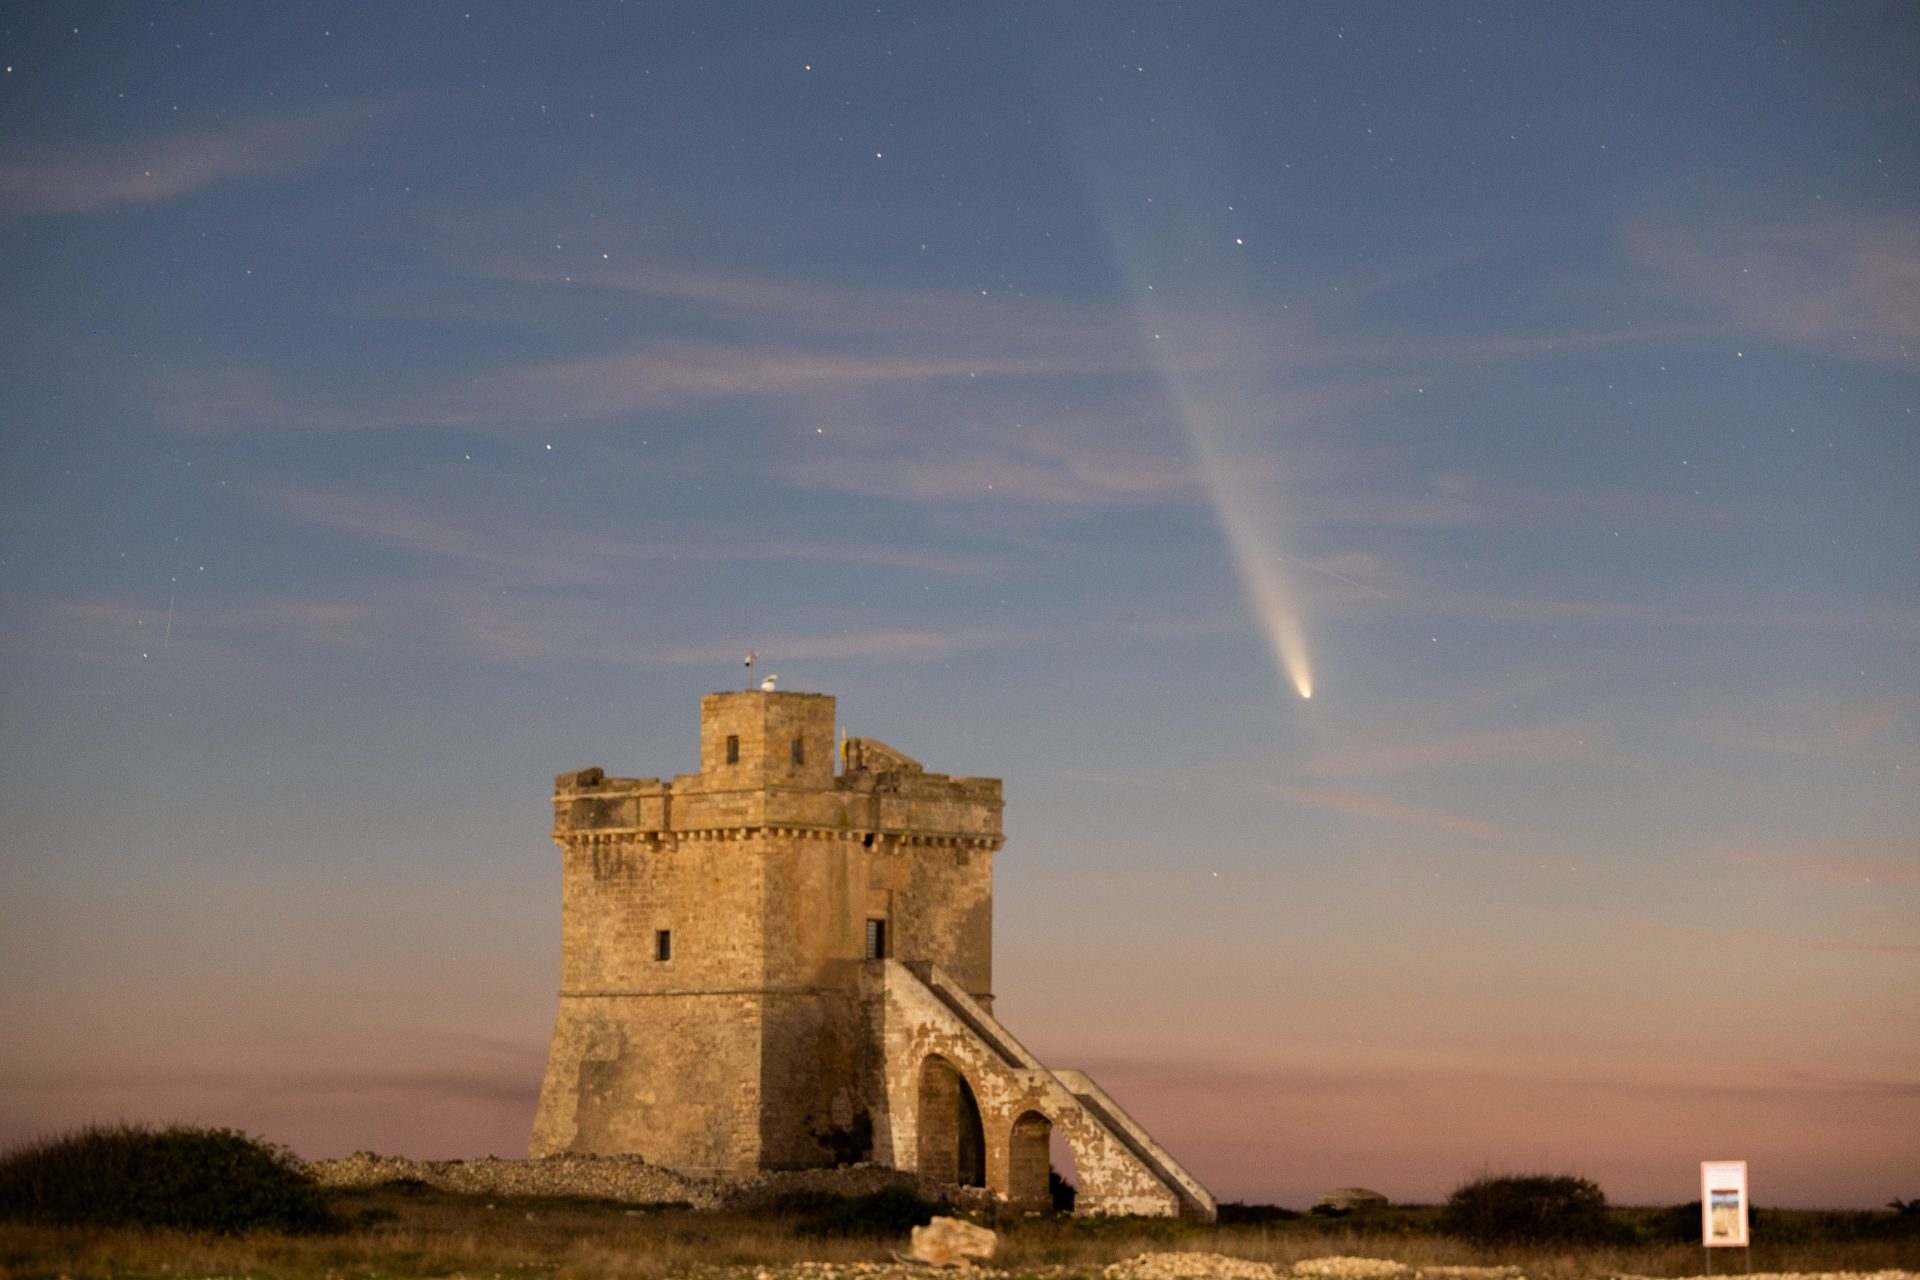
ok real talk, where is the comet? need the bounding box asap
[1174,383,1315,701]
[1059,70,1315,703]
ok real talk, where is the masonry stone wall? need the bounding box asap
[533,691,1003,1175]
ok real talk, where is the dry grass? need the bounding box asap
[1,1188,1914,1280]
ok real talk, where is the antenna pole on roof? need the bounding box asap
[744,650,756,690]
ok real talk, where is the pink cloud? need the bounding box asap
[40,587,1002,671]
[1300,723,1599,780]
[1724,844,1920,887]
[44,597,386,668]
[259,487,1007,581]
[1626,916,1920,961]
[1684,699,1901,761]
[0,99,410,214]
[1620,215,1920,367]
[1264,782,1506,840]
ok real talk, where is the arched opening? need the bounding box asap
[1049,1124,1081,1213]
[1008,1110,1052,1207]
[916,1056,986,1188]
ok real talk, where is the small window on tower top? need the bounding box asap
[792,737,805,765]
[655,929,672,962]
[725,735,739,764]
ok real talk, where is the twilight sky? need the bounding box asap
[2,3,1916,1210]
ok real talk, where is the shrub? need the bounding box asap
[1050,1169,1078,1214]
[772,1185,943,1237]
[1647,1199,1782,1244]
[0,1123,337,1235]
[1217,1200,1301,1224]
[1440,1172,1614,1244]
[1648,1200,1704,1243]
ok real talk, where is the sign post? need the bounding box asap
[1700,1160,1750,1273]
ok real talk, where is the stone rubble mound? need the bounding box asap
[719,1162,995,1212]
[303,1151,721,1207]
[1294,1261,1408,1280]
[1619,1274,1917,1280]
[1105,1253,1280,1280]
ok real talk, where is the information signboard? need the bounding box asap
[1701,1161,1750,1247]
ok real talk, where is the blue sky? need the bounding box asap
[1,3,1915,1207]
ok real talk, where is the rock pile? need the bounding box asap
[1105,1254,1279,1280]
[303,1151,720,1207]
[1294,1261,1407,1280]
[719,1162,993,1213]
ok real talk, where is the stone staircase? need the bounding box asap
[869,959,1215,1220]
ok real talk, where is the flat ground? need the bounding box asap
[1,1185,1915,1280]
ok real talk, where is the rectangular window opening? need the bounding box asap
[655,929,672,962]
[791,737,805,766]
[725,735,739,765]
[864,918,887,960]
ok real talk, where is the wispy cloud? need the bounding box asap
[1303,562,1920,637]
[45,598,386,668]
[1682,698,1902,761]
[1076,1051,1920,1105]
[1300,724,1598,780]
[0,1064,539,1109]
[1264,782,1506,840]
[263,487,678,585]
[1724,844,1920,888]
[41,588,1003,670]
[1621,215,1920,366]
[0,99,410,215]
[453,610,972,667]
[259,487,1007,581]
[1626,917,1920,961]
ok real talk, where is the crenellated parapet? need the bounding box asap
[551,737,1003,850]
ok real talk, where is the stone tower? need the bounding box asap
[533,689,1215,1218]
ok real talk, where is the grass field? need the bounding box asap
[2,1185,1916,1280]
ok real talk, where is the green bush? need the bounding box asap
[1440,1172,1614,1244]
[0,1123,337,1235]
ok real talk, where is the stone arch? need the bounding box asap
[1008,1109,1052,1207]
[916,1055,986,1187]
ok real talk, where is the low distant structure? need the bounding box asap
[532,688,1215,1218]
[1312,1186,1389,1215]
